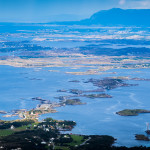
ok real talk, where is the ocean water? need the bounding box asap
[1,64,150,146]
[39,68,150,147]
[1,24,150,147]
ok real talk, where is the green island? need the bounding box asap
[116,109,150,116]
[62,99,86,105]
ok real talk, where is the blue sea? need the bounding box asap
[1,24,150,147]
[0,64,150,147]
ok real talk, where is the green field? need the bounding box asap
[55,146,70,150]
[0,129,14,137]
[0,122,38,137]
[54,134,85,150]
[68,134,84,146]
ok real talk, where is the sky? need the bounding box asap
[0,0,150,22]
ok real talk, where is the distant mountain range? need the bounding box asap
[51,8,150,26]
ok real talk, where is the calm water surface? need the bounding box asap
[1,65,150,147]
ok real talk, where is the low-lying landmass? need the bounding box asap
[57,88,105,95]
[3,96,87,120]
[56,93,112,101]
[57,89,68,92]
[86,78,138,90]
[82,94,112,99]
[131,78,150,81]
[135,134,150,141]
[69,80,80,83]
[0,111,7,114]
[116,109,150,116]
[0,118,150,150]
[61,99,86,105]
[3,99,60,120]
[1,55,150,76]
[0,117,78,150]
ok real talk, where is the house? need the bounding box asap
[45,128,49,132]
[41,141,46,144]
[10,125,15,130]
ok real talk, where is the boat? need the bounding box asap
[145,122,150,134]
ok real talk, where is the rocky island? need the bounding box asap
[62,98,86,105]
[69,80,80,83]
[135,134,150,141]
[57,88,105,95]
[56,93,112,101]
[86,78,138,90]
[116,109,150,116]
[82,93,112,99]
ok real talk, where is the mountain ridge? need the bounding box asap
[50,8,150,26]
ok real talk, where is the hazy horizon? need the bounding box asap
[0,0,150,23]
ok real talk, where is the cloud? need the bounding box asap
[140,0,150,6]
[119,0,126,5]
[126,0,150,9]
